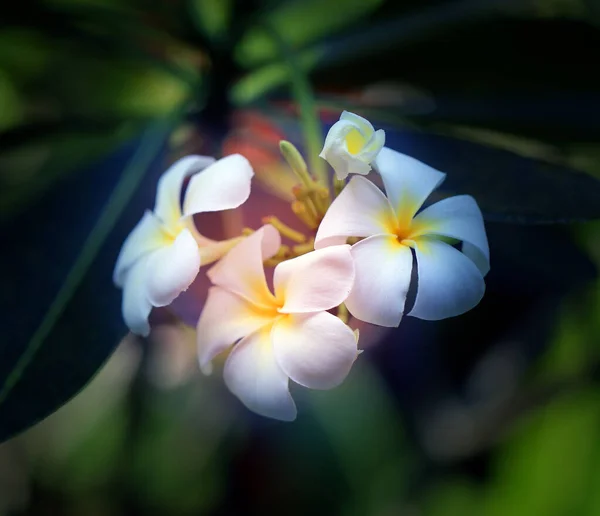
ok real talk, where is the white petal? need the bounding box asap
[155,155,216,227]
[360,128,386,163]
[207,225,280,308]
[319,120,362,180]
[462,241,489,277]
[224,326,296,421]
[121,257,153,336]
[345,234,413,327]
[409,237,485,320]
[411,195,490,276]
[113,210,167,287]
[183,154,254,216]
[273,245,354,313]
[340,110,375,134]
[374,147,446,226]
[196,287,275,373]
[145,229,201,307]
[272,312,358,390]
[315,176,397,249]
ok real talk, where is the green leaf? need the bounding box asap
[0,70,23,131]
[55,58,194,119]
[234,0,384,68]
[309,361,410,514]
[0,122,134,222]
[483,268,600,516]
[484,389,600,516]
[189,0,232,43]
[424,480,480,516]
[230,47,323,105]
[0,109,185,443]
[381,128,600,223]
[21,342,139,494]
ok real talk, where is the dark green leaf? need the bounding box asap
[234,0,384,68]
[0,115,180,443]
[382,127,600,223]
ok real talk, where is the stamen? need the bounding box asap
[291,200,319,229]
[281,140,325,221]
[316,183,331,212]
[263,216,306,244]
[337,303,349,324]
[263,245,291,267]
[292,241,315,256]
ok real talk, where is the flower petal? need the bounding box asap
[272,312,358,390]
[145,228,201,307]
[319,120,364,180]
[374,147,446,226]
[183,154,254,216]
[315,176,397,249]
[360,128,386,162]
[155,155,216,227]
[319,111,382,180]
[197,236,245,268]
[113,210,167,287]
[344,234,413,327]
[207,225,280,308]
[197,287,275,373]
[411,195,490,276]
[409,237,485,320]
[462,241,489,277]
[224,325,296,421]
[274,245,354,313]
[121,257,153,336]
[340,110,374,134]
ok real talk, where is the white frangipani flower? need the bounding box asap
[319,110,385,180]
[315,147,490,327]
[114,154,254,336]
[197,225,358,421]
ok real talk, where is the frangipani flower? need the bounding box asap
[319,111,385,180]
[197,225,359,421]
[315,147,490,327]
[114,154,254,336]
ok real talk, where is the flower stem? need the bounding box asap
[266,24,327,186]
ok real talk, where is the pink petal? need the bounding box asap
[345,234,413,327]
[197,287,275,373]
[224,326,296,421]
[274,246,355,314]
[272,312,358,390]
[207,225,280,308]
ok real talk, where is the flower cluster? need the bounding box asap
[114,111,490,420]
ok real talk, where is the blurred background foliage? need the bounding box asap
[2,0,600,514]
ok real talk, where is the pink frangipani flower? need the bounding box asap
[197,225,359,421]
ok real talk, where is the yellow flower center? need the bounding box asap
[394,223,414,244]
[345,129,367,155]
